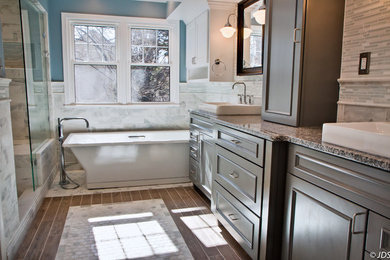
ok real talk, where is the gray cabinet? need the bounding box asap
[199,132,214,197]
[284,144,390,260]
[282,173,367,260]
[189,114,215,199]
[211,122,287,260]
[262,0,345,126]
[366,212,390,258]
[213,181,260,259]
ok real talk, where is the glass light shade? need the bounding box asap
[220,26,236,38]
[244,27,252,39]
[253,9,266,24]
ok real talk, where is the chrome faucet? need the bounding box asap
[232,81,247,104]
[58,117,89,142]
[57,117,89,189]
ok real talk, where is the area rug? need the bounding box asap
[56,199,193,260]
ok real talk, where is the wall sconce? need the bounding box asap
[253,0,266,24]
[244,26,252,39]
[220,13,236,38]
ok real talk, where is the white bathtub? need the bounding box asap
[63,130,190,189]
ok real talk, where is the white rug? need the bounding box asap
[56,199,193,260]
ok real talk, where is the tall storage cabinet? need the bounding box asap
[262,0,345,126]
[185,3,235,82]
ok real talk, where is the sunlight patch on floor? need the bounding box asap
[171,206,207,214]
[93,220,178,260]
[180,213,228,247]
[88,212,153,223]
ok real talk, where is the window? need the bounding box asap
[62,13,179,105]
[130,29,170,102]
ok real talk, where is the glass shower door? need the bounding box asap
[20,0,51,190]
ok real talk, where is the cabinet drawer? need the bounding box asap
[215,146,263,216]
[189,145,199,161]
[216,124,264,166]
[189,130,199,143]
[213,181,260,259]
[366,212,390,254]
[189,157,199,183]
[190,115,213,134]
[287,144,390,217]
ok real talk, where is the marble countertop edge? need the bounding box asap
[191,110,390,172]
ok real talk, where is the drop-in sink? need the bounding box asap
[199,102,261,115]
[322,122,390,158]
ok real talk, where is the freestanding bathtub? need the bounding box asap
[63,130,189,189]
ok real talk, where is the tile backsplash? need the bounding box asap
[337,0,390,122]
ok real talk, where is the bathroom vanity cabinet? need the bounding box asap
[282,144,390,260]
[189,114,215,199]
[189,112,287,260]
[189,111,390,260]
[262,0,345,126]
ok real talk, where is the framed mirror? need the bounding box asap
[237,0,265,75]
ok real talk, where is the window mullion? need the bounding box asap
[116,21,127,104]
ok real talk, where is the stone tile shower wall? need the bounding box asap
[0,0,30,139]
[0,87,20,260]
[337,0,390,122]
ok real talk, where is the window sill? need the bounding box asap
[63,103,181,108]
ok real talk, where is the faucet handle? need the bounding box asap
[237,94,243,104]
[248,95,254,105]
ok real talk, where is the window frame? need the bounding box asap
[62,12,179,105]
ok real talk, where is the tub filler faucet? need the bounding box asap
[58,117,89,189]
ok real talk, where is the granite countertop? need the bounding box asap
[191,110,390,172]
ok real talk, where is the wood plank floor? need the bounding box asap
[15,186,251,260]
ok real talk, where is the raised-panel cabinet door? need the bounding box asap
[195,10,209,65]
[262,0,302,125]
[282,174,367,260]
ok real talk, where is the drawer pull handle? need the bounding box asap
[293,28,301,43]
[228,213,239,221]
[352,212,366,234]
[380,227,390,250]
[229,172,239,179]
[190,132,199,141]
[230,139,241,145]
[190,169,196,174]
[190,147,198,158]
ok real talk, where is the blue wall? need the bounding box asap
[48,0,168,81]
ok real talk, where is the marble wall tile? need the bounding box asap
[1,0,30,138]
[0,100,20,250]
[337,0,390,122]
[51,79,263,168]
[0,0,23,43]
[9,80,29,140]
[338,103,390,122]
[341,0,390,78]
[35,139,57,186]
